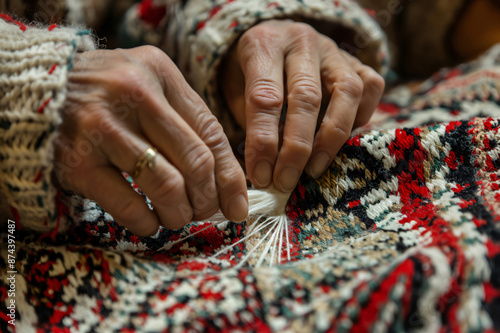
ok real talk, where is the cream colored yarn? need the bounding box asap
[0,18,94,231]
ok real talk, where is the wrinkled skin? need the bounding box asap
[54,46,248,236]
[54,20,384,237]
[222,19,385,191]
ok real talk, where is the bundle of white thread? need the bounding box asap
[158,186,292,268]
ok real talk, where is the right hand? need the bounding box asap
[54,46,248,236]
[221,20,384,192]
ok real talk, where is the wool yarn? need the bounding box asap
[0,17,94,231]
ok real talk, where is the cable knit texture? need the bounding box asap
[0,16,94,231]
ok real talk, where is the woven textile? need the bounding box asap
[2,43,500,333]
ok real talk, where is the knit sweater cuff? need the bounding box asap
[0,16,95,232]
[174,0,389,142]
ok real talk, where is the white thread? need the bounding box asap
[157,219,229,251]
[285,214,291,261]
[247,187,290,216]
[256,217,281,267]
[158,187,292,267]
[277,216,284,265]
[208,215,277,259]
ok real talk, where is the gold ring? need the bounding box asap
[130,147,158,179]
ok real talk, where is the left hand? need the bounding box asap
[221,19,385,192]
[54,47,248,236]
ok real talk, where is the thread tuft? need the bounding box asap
[158,187,292,267]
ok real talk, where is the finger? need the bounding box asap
[187,111,249,223]
[163,79,249,222]
[99,118,194,230]
[146,50,248,222]
[55,137,161,236]
[234,26,285,189]
[343,53,385,127]
[107,53,219,221]
[139,101,219,222]
[221,48,247,128]
[85,166,160,236]
[273,24,322,192]
[307,39,364,179]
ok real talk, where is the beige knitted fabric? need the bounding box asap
[0,17,94,231]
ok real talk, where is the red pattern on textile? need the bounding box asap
[0,14,26,31]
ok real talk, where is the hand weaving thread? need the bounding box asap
[158,187,294,267]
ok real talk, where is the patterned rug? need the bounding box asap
[2,45,500,332]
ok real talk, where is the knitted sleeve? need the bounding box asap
[121,0,389,141]
[0,16,95,232]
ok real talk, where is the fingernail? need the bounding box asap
[228,194,248,222]
[279,167,300,192]
[309,152,330,179]
[254,160,272,187]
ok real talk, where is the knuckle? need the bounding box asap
[252,131,278,151]
[115,197,144,224]
[140,45,166,60]
[183,145,215,182]
[289,81,322,112]
[245,131,278,162]
[247,81,283,111]
[283,135,313,157]
[240,24,275,46]
[141,45,173,73]
[197,113,228,149]
[336,72,364,100]
[324,119,351,141]
[363,68,385,95]
[237,24,281,63]
[289,23,317,41]
[99,117,119,136]
[78,110,102,131]
[130,77,150,96]
[216,166,244,189]
[99,118,126,146]
[106,65,144,92]
[150,173,186,201]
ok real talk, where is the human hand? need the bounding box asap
[221,19,385,192]
[54,46,248,236]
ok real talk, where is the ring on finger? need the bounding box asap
[130,147,158,178]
